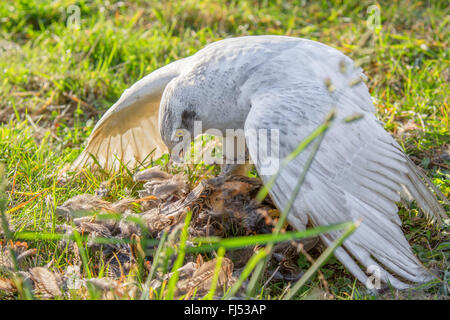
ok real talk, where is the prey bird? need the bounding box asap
[72,36,447,289]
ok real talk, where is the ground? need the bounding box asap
[0,0,448,300]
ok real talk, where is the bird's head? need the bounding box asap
[158,75,248,162]
[159,82,203,159]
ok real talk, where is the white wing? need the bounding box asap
[72,58,188,171]
[243,40,446,288]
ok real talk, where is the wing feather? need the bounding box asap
[71,59,187,171]
[243,41,445,288]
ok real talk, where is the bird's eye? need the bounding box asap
[175,129,184,137]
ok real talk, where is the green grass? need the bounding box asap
[0,0,449,300]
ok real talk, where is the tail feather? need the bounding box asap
[400,158,447,224]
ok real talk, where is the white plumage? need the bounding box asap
[73,36,447,289]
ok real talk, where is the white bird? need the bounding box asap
[73,36,447,289]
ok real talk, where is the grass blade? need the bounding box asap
[189,222,352,252]
[165,210,192,300]
[282,220,361,300]
[0,165,34,300]
[247,110,334,296]
[255,109,336,203]
[203,246,226,300]
[223,248,268,300]
[140,231,168,300]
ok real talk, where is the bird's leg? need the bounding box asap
[219,134,251,177]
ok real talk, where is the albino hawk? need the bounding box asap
[73,36,447,289]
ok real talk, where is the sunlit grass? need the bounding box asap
[0,0,448,300]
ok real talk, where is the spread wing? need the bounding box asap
[243,41,446,288]
[72,59,187,171]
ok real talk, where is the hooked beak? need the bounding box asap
[169,129,189,162]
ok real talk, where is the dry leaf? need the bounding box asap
[135,167,189,201]
[29,267,63,299]
[141,208,175,236]
[0,241,32,270]
[177,257,235,297]
[134,166,172,181]
[56,194,135,220]
[0,278,17,297]
[56,194,112,219]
